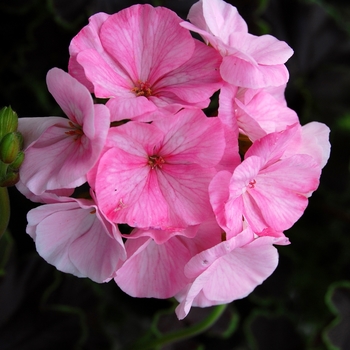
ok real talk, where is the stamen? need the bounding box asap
[148,155,165,169]
[132,80,152,97]
[248,179,256,188]
[65,121,83,139]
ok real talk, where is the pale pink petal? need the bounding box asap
[245,124,301,166]
[27,199,125,283]
[20,112,108,194]
[115,236,191,298]
[69,12,109,55]
[221,55,290,88]
[235,90,299,141]
[299,122,331,169]
[46,68,94,129]
[19,120,86,194]
[18,116,65,149]
[176,229,280,319]
[227,33,293,65]
[15,179,74,204]
[200,0,248,39]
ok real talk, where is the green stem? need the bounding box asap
[133,304,228,350]
[0,186,10,238]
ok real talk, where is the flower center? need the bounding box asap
[132,80,152,97]
[65,121,83,140]
[148,155,165,169]
[248,179,256,188]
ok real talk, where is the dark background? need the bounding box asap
[0,0,349,349]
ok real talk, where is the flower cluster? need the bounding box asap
[17,0,330,319]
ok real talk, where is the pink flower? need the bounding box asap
[181,0,293,88]
[114,219,222,299]
[18,68,110,195]
[26,193,126,283]
[175,227,288,319]
[69,5,223,121]
[210,124,323,236]
[95,109,225,230]
[219,82,299,142]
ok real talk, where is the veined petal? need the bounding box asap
[100,4,194,84]
[46,68,94,128]
[115,236,191,298]
[27,198,125,283]
[156,109,225,167]
[154,40,223,104]
[221,55,290,88]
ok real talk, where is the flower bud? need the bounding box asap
[0,106,18,140]
[0,132,23,164]
[8,151,25,171]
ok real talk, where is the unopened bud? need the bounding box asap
[0,106,18,140]
[8,151,25,171]
[0,132,23,164]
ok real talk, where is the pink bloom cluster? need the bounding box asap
[17,0,330,319]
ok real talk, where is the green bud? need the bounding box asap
[0,132,23,164]
[0,107,18,140]
[8,151,25,171]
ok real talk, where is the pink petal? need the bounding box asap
[100,4,194,85]
[299,122,331,169]
[46,68,94,129]
[153,40,223,105]
[209,170,232,231]
[115,236,191,298]
[18,116,66,149]
[155,109,225,167]
[27,198,125,283]
[175,229,280,319]
[221,55,290,88]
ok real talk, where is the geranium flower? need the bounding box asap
[69,4,223,121]
[94,109,225,230]
[18,68,110,195]
[175,227,288,319]
[181,0,293,88]
[209,124,324,236]
[219,82,299,142]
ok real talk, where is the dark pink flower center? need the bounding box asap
[132,80,152,97]
[248,179,256,188]
[148,155,165,169]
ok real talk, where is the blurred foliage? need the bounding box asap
[0,0,349,349]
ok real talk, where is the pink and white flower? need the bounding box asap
[175,227,289,319]
[181,0,293,88]
[18,68,110,195]
[94,109,225,230]
[69,4,223,121]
